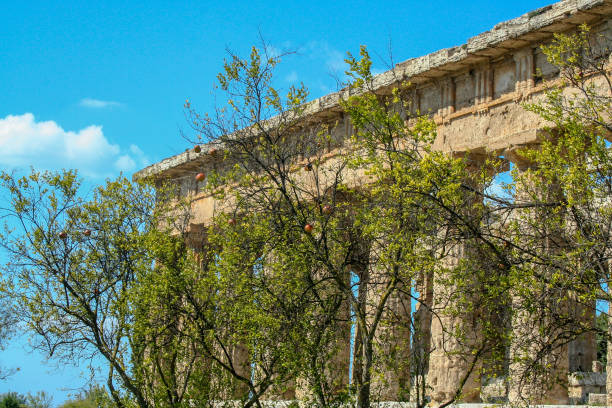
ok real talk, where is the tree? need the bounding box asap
[446,23,612,403]
[182,43,503,408]
[0,171,204,408]
[512,23,612,402]
[24,392,53,408]
[0,291,18,381]
[179,45,364,407]
[182,29,612,406]
[0,393,26,408]
[59,386,111,408]
[0,391,52,408]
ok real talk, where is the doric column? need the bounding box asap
[228,344,252,399]
[411,268,434,401]
[365,242,411,401]
[568,300,597,373]
[295,272,351,404]
[426,242,483,405]
[426,154,488,406]
[506,148,570,405]
[607,260,612,406]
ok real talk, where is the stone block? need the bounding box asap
[568,372,606,404]
[589,392,607,405]
[480,377,507,403]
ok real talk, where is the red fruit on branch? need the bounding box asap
[59,231,68,240]
[195,173,206,182]
[194,145,201,153]
[304,224,313,233]
[322,205,332,215]
[83,229,92,236]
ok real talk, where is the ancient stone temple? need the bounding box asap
[135,0,612,405]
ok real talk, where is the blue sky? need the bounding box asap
[0,0,553,404]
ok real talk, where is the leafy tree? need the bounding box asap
[59,386,110,408]
[505,24,612,402]
[0,292,18,381]
[179,45,359,408]
[182,28,612,406]
[0,171,204,408]
[0,391,52,408]
[24,391,53,408]
[182,43,503,408]
[0,393,26,408]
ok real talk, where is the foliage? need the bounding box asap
[485,23,612,402]
[0,171,202,408]
[59,386,111,408]
[0,393,27,408]
[2,21,611,408]
[0,392,52,408]
[183,42,503,408]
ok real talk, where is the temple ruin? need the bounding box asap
[134,0,612,404]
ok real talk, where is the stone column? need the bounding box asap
[366,244,412,402]
[352,264,368,391]
[412,268,434,401]
[569,300,597,373]
[426,242,483,405]
[426,154,490,406]
[254,255,296,402]
[294,269,351,404]
[607,262,612,406]
[506,149,570,405]
[228,344,252,399]
[332,287,352,394]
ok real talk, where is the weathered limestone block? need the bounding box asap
[435,98,548,153]
[589,392,608,406]
[568,372,606,404]
[480,377,507,404]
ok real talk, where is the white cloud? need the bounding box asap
[302,41,346,74]
[285,71,299,83]
[0,113,148,178]
[79,98,123,109]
